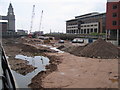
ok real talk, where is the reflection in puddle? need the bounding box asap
[12,55,49,88]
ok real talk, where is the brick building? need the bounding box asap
[106,0,120,46]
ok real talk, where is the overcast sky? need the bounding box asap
[0,0,107,33]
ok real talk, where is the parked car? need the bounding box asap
[72,38,84,43]
[58,40,64,43]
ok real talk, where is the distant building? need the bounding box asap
[0,3,16,37]
[34,31,43,36]
[66,12,106,34]
[0,20,8,32]
[17,29,28,35]
[1,3,15,32]
[106,0,120,46]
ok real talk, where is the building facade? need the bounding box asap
[106,0,120,46]
[66,12,106,34]
[1,3,15,33]
[17,29,28,35]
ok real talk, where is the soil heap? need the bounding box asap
[80,38,119,59]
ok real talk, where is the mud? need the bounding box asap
[2,38,61,88]
[58,39,120,59]
[2,38,56,75]
[28,54,61,88]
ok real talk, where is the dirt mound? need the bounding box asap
[58,45,85,56]
[80,38,119,59]
[59,45,84,54]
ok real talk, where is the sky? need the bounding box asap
[0,0,107,34]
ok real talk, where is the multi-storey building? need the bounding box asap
[106,0,120,46]
[66,12,106,34]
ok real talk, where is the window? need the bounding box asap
[94,28,97,33]
[94,24,97,26]
[113,4,117,9]
[81,29,83,34]
[84,29,86,33]
[112,21,117,25]
[91,29,93,32]
[87,29,89,34]
[112,13,117,17]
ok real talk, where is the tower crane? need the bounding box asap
[30,5,35,34]
[39,10,43,33]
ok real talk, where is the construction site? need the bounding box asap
[1,36,120,88]
[0,0,120,89]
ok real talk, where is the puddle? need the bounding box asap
[12,54,49,88]
[37,44,64,53]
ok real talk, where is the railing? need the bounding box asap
[0,45,16,90]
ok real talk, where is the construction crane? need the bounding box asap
[39,10,43,32]
[29,5,35,34]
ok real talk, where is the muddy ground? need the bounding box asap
[2,38,119,88]
[2,38,61,88]
[2,38,36,75]
[2,38,57,76]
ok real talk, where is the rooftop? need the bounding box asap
[107,0,120,2]
[75,12,99,19]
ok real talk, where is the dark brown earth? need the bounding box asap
[28,55,61,88]
[2,38,61,88]
[59,38,120,59]
[2,38,37,75]
[2,38,57,75]
[80,38,120,59]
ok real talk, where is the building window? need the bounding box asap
[91,29,93,32]
[112,21,117,25]
[84,29,86,34]
[81,29,83,34]
[94,24,97,26]
[112,13,117,17]
[113,4,117,9]
[87,29,89,34]
[94,28,97,33]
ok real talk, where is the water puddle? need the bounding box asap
[12,54,49,88]
[37,44,64,53]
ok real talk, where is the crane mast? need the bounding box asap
[39,10,43,32]
[30,5,35,33]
